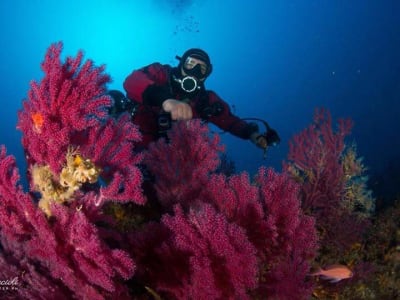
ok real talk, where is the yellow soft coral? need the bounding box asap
[31,147,101,216]
[341,145,375,217]
[342,145,363,178]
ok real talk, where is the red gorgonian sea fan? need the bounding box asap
[17,42,144,210]
[136,120,318,299]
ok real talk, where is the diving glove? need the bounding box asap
[250,132,268,149]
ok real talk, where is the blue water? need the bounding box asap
[1,1,399,199]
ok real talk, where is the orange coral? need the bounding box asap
[31,112,44,133]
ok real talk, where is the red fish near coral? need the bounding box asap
[310,264,353,283]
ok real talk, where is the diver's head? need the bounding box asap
[174,48,213,93]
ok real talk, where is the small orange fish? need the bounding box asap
[310,264,353,283]
[31,112,44,133]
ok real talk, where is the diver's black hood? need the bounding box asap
[176,48,213,77]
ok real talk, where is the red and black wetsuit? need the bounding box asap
[123,63,258,148]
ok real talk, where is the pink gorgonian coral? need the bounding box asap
[129,204,258,300]
[0,146,135,299]
[140,120,318,299]
[17,42,144,210]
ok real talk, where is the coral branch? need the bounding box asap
[137,121,318,299]
[284,108,372,268]
[285,108,352,213]
[17,42,111,174]
[0,145,135,299]
[17,42,144,214]
[144,120,223,209]
[130,204,258,300]
[1,41,143,298]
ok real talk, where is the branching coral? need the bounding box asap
[284,108,373,252]
[17,42,111,175]
[284,108,378,298]
[162,204,258,299]
[0,42,144,298]
[17,42,144,212]
[284,108,353,215]
[0,146,135,299]
[136,120,318,299]
[143,120,224,209]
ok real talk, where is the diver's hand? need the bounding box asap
[250,132,268,149]
[162,99,193,120]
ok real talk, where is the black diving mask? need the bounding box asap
[183,57,209,79]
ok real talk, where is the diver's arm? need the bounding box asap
[207,91,259,139]
[123,63,173,106]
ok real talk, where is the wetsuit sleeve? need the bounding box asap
[207,91,259,139]
[123,63,173,106]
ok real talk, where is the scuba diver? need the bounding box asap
[110,48,280,154]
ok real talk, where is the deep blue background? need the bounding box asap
[1,1,399,198]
